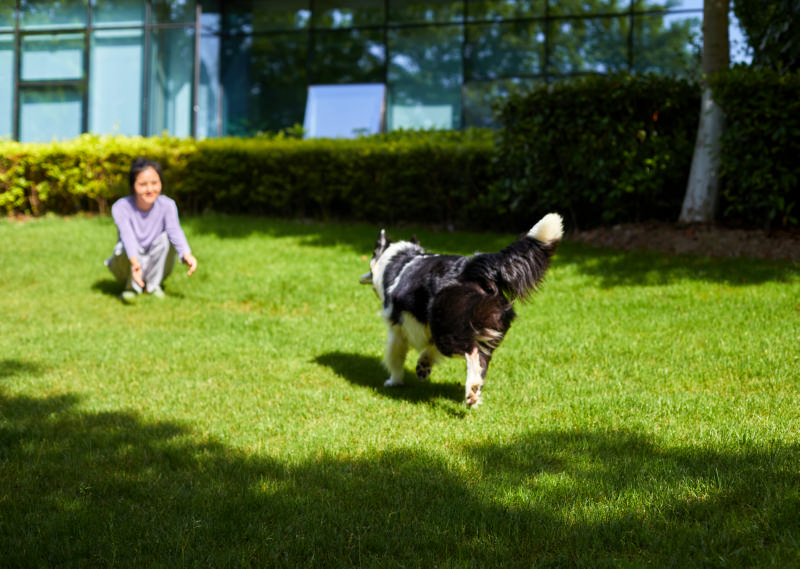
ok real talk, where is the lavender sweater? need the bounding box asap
[111,195,191,261]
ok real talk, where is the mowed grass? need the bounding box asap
[1,214,799,568]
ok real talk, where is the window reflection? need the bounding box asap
[20,86,84,142]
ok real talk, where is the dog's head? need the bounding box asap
[359,229,392,286]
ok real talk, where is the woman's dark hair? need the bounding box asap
[128,157,163,194]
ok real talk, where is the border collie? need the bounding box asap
[359,213,563,407]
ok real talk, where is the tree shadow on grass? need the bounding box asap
[314,351,466,416]
[1,381,799,567]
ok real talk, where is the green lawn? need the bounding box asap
[1,214,799,568]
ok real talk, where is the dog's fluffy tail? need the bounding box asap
[464,212,564,302]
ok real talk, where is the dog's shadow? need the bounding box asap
[314,352,466,416]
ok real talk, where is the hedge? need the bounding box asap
[710,66,800,229]
[2,70,798,232]
[490,73,701,230]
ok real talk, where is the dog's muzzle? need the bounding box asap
[359,272,373,285]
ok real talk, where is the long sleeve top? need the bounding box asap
[111,195,191,261]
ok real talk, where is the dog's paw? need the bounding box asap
[415,359,432,381]
[465,383,483,408]
[384,377,404,387]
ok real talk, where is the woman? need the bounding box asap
[105,158,198,300]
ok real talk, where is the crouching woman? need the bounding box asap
[105,157,198,300]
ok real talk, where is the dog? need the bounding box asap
[359,213,563,407]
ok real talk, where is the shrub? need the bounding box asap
[491,73,701,230]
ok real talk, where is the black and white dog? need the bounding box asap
[360,213,563,407]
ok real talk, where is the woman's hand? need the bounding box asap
[130,257,145,288]
[183,253,198,276]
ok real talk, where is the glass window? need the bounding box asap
[20,0,87,29]
[632,12,701,76]
[466,0,544,21]
[0,1,15,31]
[547,16,629,74]
[92,0,145,27]
[466,20,544,80]
[0,33,13,138]
[548,0,630,17]
[147,26,194,137]
[463,77,541,128]
[197,11,221,138]
[20,86,83,142]
[150,0,196,24]
[223,0,310,32]
[21,33,85,81]
[389,0,463,24]
[313,0,384,29]
[311,29,385,84]
[89,28,144,136]
[387,25,463,131]
[222,32,308,135]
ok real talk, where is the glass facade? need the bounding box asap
[0,0,744,141]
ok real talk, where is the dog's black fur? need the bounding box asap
[360,213,563,407]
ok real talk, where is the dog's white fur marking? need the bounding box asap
[382,311,443,386]
[464,347,484,407]
[369,241,418,303]
[528,213,564,244]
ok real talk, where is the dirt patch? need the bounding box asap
[572,222,800,263]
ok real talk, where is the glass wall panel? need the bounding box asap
[466,20,544,80]
[466,0,544,21]
[548,0,629,17]
[147,26,193,137]
[547,16,629,74]
[150,0,196,24]
[0,33,12,138]
[89,28,143,135]
[20,0,87,29]
[20,87,83,142]
[389,0,463,24]
[313,0,384,29]
[311,29,385,84]
[21,33,84,81]
[222,31,308,135]
[387,25,462,130]
[463,77,541,128]
[197,11,221,138]
[0,0,14,30]
[224,0,310,32]
[92,0,145,27]
[632,12,701,76]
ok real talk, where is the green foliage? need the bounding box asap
[492,73,701,230]
[710,67,800,229]
[734,0,800,71]
[0,130,495,229]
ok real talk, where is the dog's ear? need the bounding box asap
[410,234,419,245]
[379,229,388,248]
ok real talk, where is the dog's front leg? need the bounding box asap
[383,326,408,387]
[464,347,489,407]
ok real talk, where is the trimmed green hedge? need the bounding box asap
[0,130,496,228]
[490,73,701,230]
[710,67,800,229]
[2,70,798,232]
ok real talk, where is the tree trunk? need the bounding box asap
[679,0,730,224]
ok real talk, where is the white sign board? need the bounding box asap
[303,84,386,139]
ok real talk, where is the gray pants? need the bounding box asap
[105,232,177,293]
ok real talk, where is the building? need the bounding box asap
[1,0,743,142]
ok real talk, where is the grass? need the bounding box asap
[1,214,799,568]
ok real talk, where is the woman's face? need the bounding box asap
[133,166,162,211]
